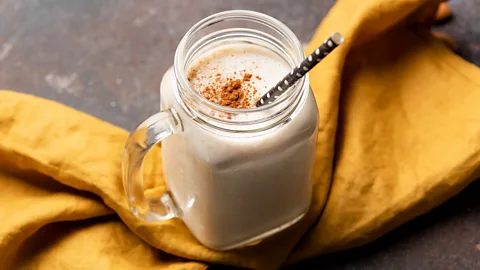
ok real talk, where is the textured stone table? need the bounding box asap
[1,0,479,269]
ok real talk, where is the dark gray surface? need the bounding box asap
[1,0,479,269]
[0,0,335,130]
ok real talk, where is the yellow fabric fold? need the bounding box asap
[1,0,479,269]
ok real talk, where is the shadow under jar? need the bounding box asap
[123,10,318,251]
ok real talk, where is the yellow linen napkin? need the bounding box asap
[1,0,479,269]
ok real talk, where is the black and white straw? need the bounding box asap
[255,32,344,107]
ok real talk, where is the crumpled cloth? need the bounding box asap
[1,0,478,269]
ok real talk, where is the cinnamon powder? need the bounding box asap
[198,72,259,109]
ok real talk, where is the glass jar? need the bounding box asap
[123,10,318,251]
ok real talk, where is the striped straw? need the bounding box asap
[256,32,344,107]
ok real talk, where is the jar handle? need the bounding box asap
[122,108,183,221]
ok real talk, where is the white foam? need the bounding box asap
[187,44,290,106]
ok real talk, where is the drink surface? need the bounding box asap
[186,44,290,109]
[187,44,289,108]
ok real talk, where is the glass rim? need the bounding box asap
[173,9,307,115]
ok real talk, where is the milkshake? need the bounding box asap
[123,10,318,251]
[159,43,318,249]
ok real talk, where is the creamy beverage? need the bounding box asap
[159,43,318,249]
[123,10,318,251]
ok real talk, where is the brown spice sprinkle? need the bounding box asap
[198,72,259,109]
[187,69,197,82]
[220,79,242,107]
[243,73,252,81]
